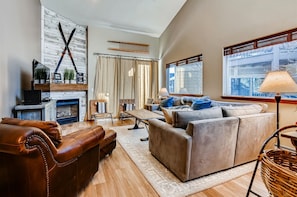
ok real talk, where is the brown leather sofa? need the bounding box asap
[0,120,105,197]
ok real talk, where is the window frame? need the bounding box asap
[166,54,203,96]
[223,27,297,104]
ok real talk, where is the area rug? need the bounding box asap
[111,125,256,197]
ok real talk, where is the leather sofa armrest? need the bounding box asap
[0,123,58,155]
[0,123,105,163]
[55,125,105,162]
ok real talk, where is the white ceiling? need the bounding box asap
[40,0,186,38]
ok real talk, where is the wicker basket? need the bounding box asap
[261,149,297,197]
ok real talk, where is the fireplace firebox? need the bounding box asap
[56,99,79,125]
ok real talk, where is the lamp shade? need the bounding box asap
[259,70,297,93]
[159,88,169,97]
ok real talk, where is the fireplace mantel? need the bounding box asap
[35,84,88,92]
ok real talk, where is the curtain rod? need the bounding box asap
[93,52,159,61]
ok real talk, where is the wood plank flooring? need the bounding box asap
[67,119,269,197]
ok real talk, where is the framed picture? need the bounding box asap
[54,72,61,80]
[76,73,84,84]
[53,72,62,83]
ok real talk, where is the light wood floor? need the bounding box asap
[68,119,269,197]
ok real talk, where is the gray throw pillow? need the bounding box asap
[161,106,192,124]
[172,106,223,129]
[221,104,262,117]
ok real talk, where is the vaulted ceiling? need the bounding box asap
[40,0,187,38]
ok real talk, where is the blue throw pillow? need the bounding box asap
[191,99,212,110]
[160,97,174,107]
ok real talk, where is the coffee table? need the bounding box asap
[125,109,164,141]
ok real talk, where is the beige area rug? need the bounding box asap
[112,125,256,197]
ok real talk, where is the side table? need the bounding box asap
[281,131,297,152]
[144,104,160,111]
[89,100,113,124]
[14,100,56,121]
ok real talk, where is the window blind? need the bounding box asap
[166,54,202,68]
[224,27,297,55]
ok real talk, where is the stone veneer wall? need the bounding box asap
[41,6,87,79]
[41,6,88,121]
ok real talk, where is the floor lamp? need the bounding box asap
[259,70,297,147]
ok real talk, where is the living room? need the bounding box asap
[2,0,297,196]
[2,0,297,127]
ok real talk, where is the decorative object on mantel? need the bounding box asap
[53,22,75,82]
[62,69,75,84]
[69,69,75,84]
[53,73,62,84]
[63,68,70,83]
[54,22,85,84]
[32,59,50,84]
[108,40,149,53]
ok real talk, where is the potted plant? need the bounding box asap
[35,68,47,84]
[69,69,75,84]
[64,69,70,83]
[34,69,41,84]
[40,69,47,84]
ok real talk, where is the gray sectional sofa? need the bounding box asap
[148,98,276,182]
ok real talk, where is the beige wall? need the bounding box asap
[87,26,159,100]
[0,0,41,118]
[160,0,297,98]
[160,0,297,147]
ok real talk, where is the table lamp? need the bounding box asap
[259,70,297,147]
[159,88,169,100]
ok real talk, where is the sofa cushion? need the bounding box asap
[172,97,182,106]
[123,103,135,111]
[161,106,192,124]
[1,117,62,146]
[160,97,174,107]
[172,106,223,129]
[221,104,263,117]
[181,96,210,106]
[191,99,212,110]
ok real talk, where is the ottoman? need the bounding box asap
[99,129,117,160]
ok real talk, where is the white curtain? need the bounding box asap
[93,56,119,115]
[135,60,159,108]
[93,56,158,117]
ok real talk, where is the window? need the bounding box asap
[166,54,203,95]
[223,28,297,99]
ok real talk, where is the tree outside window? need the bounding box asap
[223,28,297,99]
[166,55,203,95]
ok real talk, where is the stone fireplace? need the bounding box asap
[41,90,87,122]
[34,7,88,124]
[56,99,79,125]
